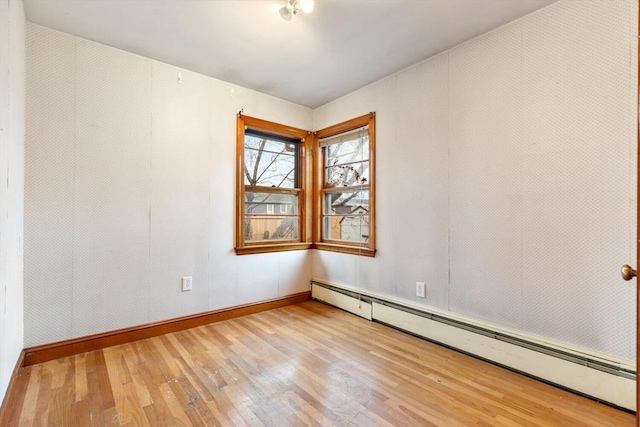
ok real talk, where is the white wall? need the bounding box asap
[0,0,25,403]
[24,23,312,347]
[312,0,638,362]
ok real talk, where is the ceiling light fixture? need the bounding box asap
[279,0,314,22]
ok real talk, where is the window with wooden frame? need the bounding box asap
[235,112,375,256]
[313,113,376,257]
[235,114,312,255]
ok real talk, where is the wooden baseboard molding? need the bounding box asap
[0,350,26,426]
[24,291,311,366]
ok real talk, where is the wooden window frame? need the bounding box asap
[313,113,376,257]
[235,114,313,255]
[235,113,375,257]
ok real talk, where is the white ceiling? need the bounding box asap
[23,0,557,108]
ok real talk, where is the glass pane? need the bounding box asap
[326,161,369,187]
[326,135,368,166]
[323,189,369,243]
[245,216,299,242]
[323,214,369,243]
[244,134,297,188]
[323,189,368,215]
[245,192,298,215]
[325,135,368,187]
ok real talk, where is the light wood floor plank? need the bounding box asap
[4,301,634,426]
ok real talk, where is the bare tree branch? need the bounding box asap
[251,139,267,185]
[244,163,253,184]
[275,168,295,188]
[255,150,289,184]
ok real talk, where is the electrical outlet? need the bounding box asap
[416,282,426,298]
[182,276,193,292]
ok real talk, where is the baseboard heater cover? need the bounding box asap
[312,283,372,320]
[311,281,635,411]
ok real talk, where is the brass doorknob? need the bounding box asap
[621,264,637,281]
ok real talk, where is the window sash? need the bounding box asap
[315,113,375,254]
[236,114,310,254]
[243,134,300,189]
[320,131,370,242]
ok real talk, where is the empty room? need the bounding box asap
[1,0,639,425]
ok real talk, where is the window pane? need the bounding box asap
[244,135,297,188]
[323,189,369,215]
[323,215,369,243]
[245,192,298,215]
[326,160,369,187]
[280,204,292,213]
[326,136,369,166]
[245,191,299,242]
[245,216,299,242]
[325,134,369,188]
[323,189,369,243]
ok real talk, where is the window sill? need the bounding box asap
[235,243,313,255]
[235,242,376,257]
[312,243,376,257]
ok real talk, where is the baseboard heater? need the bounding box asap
[311,279,636,412]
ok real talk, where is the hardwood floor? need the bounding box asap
[2,301,634,426]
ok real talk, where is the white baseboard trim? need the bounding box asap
[311,281,635,411]
[312,284,372,320]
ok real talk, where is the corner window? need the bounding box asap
[235,113,375,256]
[235,115,312,255]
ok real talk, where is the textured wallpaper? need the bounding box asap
[0,0,25,402]
[24,23,313,347]
[313,0,638,361]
